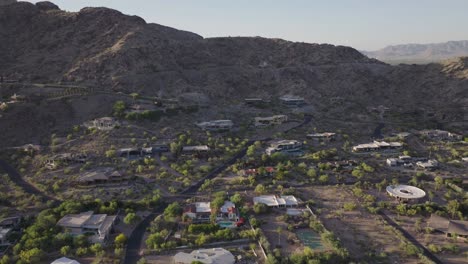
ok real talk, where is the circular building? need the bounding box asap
[386,185,426,202]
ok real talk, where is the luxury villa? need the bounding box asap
[57,211,117,244]
[266,140,302,156]
[352,141,402,152]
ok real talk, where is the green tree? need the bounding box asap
[253,203,269,214]
[307,168,317,179]
[246,145,256,157]
[113,100,127,117]
[230,193,243,206]
[319,174,329,184]
[115,233,127,247]
[164,202,182,217]
[90,243,104,257]
[434,176,444,190]
[124,212,140,225]
[254,184,266,194]
[446,200,460,218]
[105,149,116,158]
[60,245,71,256]
[19,248,44,263]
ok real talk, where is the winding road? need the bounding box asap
[0,159,59,203]
[123,114,313,263]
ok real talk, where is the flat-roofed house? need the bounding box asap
[306,132,336,142]
[352,141,402,152]
[0,217,20,246]
[279,95,305,107]
[196,120,233,132]
[253,195,299,208]
[254,115,288,127]
[182,145,210,155]
[427,214,468,239]
[419,130,462,141]
[57,211,116,244]
[183,202,212,223]
[265,140,302,155]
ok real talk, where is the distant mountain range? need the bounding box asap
[362,40,468,64]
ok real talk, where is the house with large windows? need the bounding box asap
[57,211,117,243]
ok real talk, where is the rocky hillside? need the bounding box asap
[0,1,466,145]
[362,40,468,64]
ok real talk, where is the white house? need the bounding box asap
[253,195,299,208]
[57,211,116,243]
[352,141,402,152]
[174,248,235,264]
[51,257,80,264]
[266,140,302,155]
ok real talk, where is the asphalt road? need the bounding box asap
[124,206,165,264]
[0,159,59,203]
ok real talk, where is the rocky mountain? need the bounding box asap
[362,40,468,64]
[0,1,467,145]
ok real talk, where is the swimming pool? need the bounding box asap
[218,221,236,228]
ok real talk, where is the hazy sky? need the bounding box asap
[27,0,468,50]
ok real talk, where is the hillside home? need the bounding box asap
[84,117,120,130]
[279,95,305,107]
[416,159,439,170]
[76,169,129,185]
[10,93,26,102]
[266,140,302,156]
[57,211,116,244]
[352,141,402,152]
[216,201,243,228]
[196,120,233,131]
[253,195,299,208]
[306,132,336,142]
[117,147,152,160]
[182,145,210,154]
[419,129,462,141]
[427,214,468,239]
[45,153,88,169]
[387,156,414,167]
[254,115,288,127]
[174,248,235,264]
[0,217,20,246]
[183,202,212,223]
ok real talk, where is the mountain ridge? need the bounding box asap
[0,1,466,145]
[362,40,468,64]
